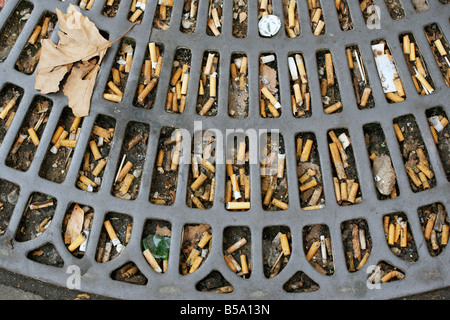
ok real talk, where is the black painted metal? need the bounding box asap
[0,0,448,300]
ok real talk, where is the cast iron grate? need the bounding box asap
[0,0,448,300]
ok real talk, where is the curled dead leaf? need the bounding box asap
[35,4,138,117]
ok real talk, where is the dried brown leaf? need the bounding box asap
[35,4,111,116]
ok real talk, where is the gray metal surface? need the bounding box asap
[0,0,448,300]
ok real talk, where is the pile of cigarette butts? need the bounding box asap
[78,123,115,192]
[225,138,251,211]
[136,42,163,108]
[223,237,250,278]
[166,50,190,114]
[103,41,135,103]
[328,130,361,205]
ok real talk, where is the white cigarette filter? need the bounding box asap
[288,56,299,80]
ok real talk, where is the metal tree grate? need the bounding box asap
[0,0,448,300]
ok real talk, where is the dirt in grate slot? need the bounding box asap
[383,212,419,262]
[62,203,94,259]
[141,219,171,274]
[425,106,450,181]
[263,225,291,278]
[232,0,247,38]
[196,270,233,293]
[179,223,212,275]
[39,107,84,184]
[340,219,372,273]
[112,121,149,200]
[223,226,252,279]
[0,83,24,144]
[150,127,183,206]
[111,261,148,285]
[363,123,400,200]
[15,10,57,75]
[96,211,133,263]
[76,115,116,193]
[383,0,405,20]
[0,179,20,236]
[228,52,249,118]
[417,202,449,257]
[424,23,450,87]
[303,224,335,276]
[295,132,325,210]
[102,0,121,18]
[393,114,436,192]
[5,95,53,172]
[15,192,57,242]
[0,0,33,62]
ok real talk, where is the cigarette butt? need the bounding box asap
[393,123,405,142]
[204,53,215,76]
[181,69,190,95]
[441,225,449,245]
[143,249,163,273]
[347,182,359,203]
[434,39,447,56]
[40,17,51,37]
[346,48,354,69]
[226,238,247,254]
[295,54,308,84]
[299,178,318,192]
[410,42,416,61]
[299,168,316,184]
[198,232,212,249]
[300,139,313,162]
[189,255,203,273]
[280,233,291,256]
[89,140,102,160]
[324,101,342,114]
[240,254,249,275]
[0,94,19,120]
[406,167,421,187]
[119,173,134,194]
[329,142,346,180]
[393,78,405,97]
[129,8,143,22]
[200,158,215,173]
[68,234,86,252]
[191,172,207,191]
[103,93,123,103]
[92,159,107,177]
[263,184,275,206]
[28,25,41,44]
[104,220,118,240]
[325,53,334,86]
[271,198,289,210]
[226,202,250,210]
[417,162,433,179]
[211,7,221,28]
[430,125,438,144]
[385,92,404,103]
[293,83,303,105]
[210,73,217,97]
[137,78,158,103]
[107,81,123,97]
[314,20,325,36]
[207,18,221,36]
[415,72,434,93]
[199,97,215,116]
[360,87,372,107]
[311,8,322,24]
[416,149,429,168]
[403,35,410,54]
[11,134,27,154]
[60,139,77,148]
[267,103,280,117]
[306,241,320,261]
[170,68,182,86]
[261,86,281,109]
[27,128,40,147]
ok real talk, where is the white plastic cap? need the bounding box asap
[258,15,281,37]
